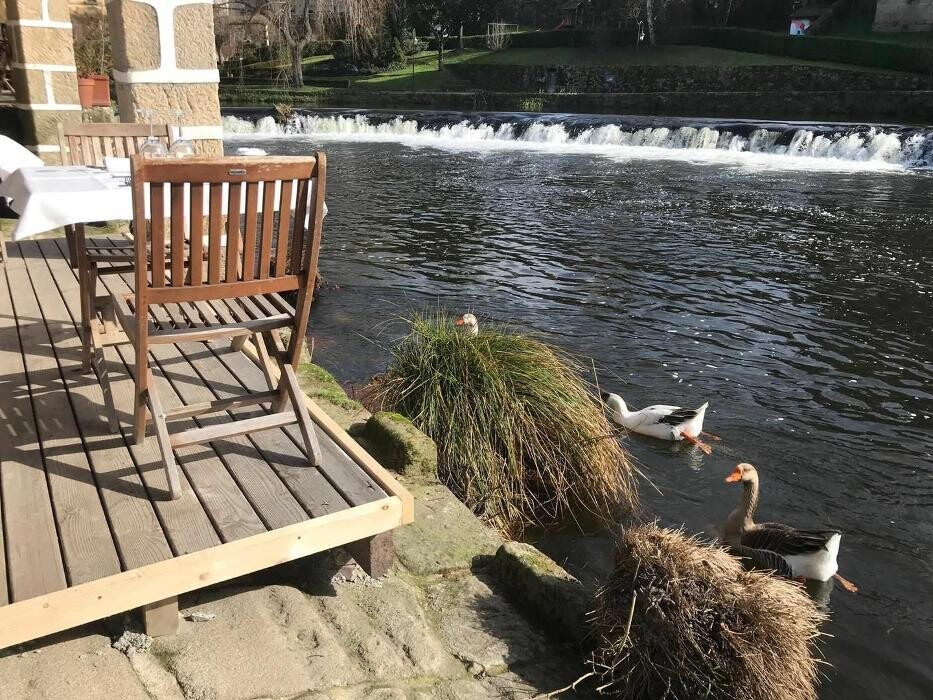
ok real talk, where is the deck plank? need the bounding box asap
[28,240,174,571]
[210,333,387,507]
[0,263,68,601]
[6,244,122,586]
[107,269,351,524]
[94,262,273,542]
[179,341,355,519]
[202,293,386,507]
[46,238,223,557]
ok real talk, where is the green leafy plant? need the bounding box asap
[73,16,112,78]
[378,311,638,536]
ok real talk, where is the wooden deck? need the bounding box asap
[0,237,413,649]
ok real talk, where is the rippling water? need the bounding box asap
[227,116,932,699]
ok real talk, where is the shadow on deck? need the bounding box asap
[0,237,412,649]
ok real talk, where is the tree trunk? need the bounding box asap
[645,0,656,46]
[289,41,304,88]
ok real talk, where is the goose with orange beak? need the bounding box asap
[723,462,858,593]
[455,313,479,336]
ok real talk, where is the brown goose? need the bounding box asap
[723,462,858,593]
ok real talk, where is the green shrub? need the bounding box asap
[378,312,638,536]
[667,25,933,73]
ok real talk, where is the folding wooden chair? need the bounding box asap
[57,122,173,369]
[102,154,327,500]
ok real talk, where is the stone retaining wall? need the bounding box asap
[221,86,933,125]
[448,62,933,93]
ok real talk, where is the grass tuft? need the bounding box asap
[590,523,826,700]
[377,311,637,536]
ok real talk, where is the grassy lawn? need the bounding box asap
[464,45,818,66]
[233,43,910,94]
[340,44,902,91]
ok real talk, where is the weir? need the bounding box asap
[222,110,933,169]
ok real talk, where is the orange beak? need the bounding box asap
[455,317,465,326]
[725,467,743,483]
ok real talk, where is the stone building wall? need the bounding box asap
[873,0,933,32]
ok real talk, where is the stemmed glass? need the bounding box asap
[138,107,167,158]
[169,109,196,158]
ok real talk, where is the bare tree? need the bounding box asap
[222,0,390,88]
[617,0,686,46]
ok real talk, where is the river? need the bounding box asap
[224,110,933,700]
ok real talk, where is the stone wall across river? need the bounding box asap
[220,86,933,126]
[448,63,933,94]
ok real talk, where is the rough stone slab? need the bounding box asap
[490,542,591,647]
[328,572,464,679]
[358,412,438,478]
[152,585,365,699]
[423,574,579,684]
[395,482,502,576]
[0,630,150,699]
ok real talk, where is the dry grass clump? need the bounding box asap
[378,312,637,536]
[590,523,826,700]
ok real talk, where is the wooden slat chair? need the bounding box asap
[57,122,173,369]
[101,155,327,500]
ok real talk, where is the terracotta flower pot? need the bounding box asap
[77,78,95,109]
[91,74,110,106]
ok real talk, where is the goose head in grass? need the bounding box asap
[455,313,479,336]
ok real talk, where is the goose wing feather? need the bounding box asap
[656,407,701,426]
[728,542,795,578]
[627,404,687,427]
[742,524,839,556]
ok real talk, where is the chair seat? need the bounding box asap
[112,290,297,343]
[86,238,186,265]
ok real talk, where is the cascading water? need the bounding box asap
[222,110,933,170]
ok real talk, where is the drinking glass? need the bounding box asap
[139,108,167,158]
[169,109,196,158]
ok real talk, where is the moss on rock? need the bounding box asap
[359,411,438,479]
[490,542,590,647]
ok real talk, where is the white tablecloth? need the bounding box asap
[0,135,44,180]
[0,167,131,240]
[0,166,325,241]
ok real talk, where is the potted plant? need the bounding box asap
[73,15,112,108]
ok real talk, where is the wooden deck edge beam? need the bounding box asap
[239,340,415,525]
[0,497,403,650]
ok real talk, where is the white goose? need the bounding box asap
[601,392,715,454]
[723,462,858,593]
[455,313,479,336]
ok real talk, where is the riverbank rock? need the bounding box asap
[489,542,591,646]
[356,411,438,479]
[394,482,501,576]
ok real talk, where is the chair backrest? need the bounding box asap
[129,154,326,313]
[58,122,173,166]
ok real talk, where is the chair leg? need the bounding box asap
[78,258,94,372]
[230,334,249,352]
[281,362,323,466]
[146,369,182,500]
[93,330,118,432]
[133,373,148,445]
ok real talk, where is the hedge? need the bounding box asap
[665,26,933,74]
[425,29,640,51]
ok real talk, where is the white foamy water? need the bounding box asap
[222,113,930,172]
